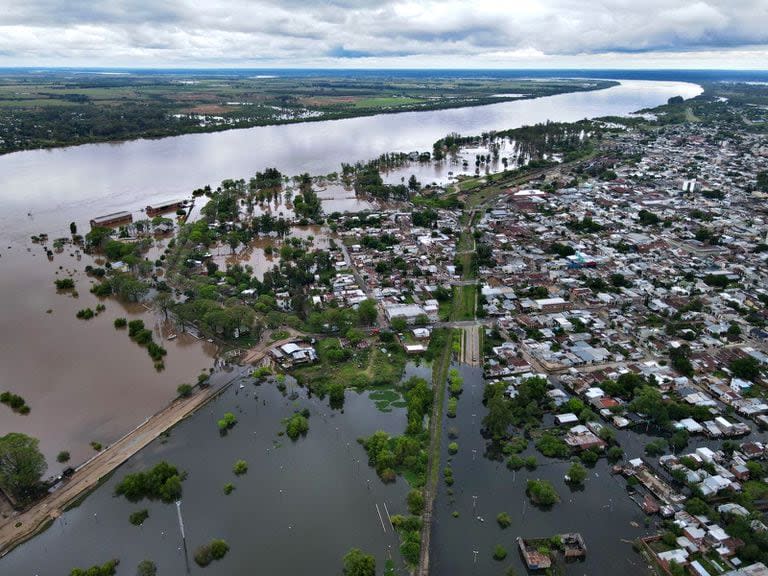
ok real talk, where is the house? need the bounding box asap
[404,344,427,354]
[412,328,431,340]
[146,199,185,216]
[555,413,579,426]
[384,304,427,324]
[564,425,606,451]
[273,342,317,365]
[276,292,292,311]
[90,211,133,228]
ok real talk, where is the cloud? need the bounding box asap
[0,0,766,67]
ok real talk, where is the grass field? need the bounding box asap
[352,96,425,109]
[451,285,476,321]
[291,337,407,392]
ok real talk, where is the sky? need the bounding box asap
[1,0,767,69]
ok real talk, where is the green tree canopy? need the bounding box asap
[357,299,378,326]
[342,548,376,576]
[0,432,47,502]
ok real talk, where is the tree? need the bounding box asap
[0,432,47,502]
[177,383,193,398]
[69,222,78,235]
[566,461,587,485]
[154,292,174,320]
[342,548,376,576]
[357,299,378,326]
[407,489,425,515]
[70,559,119,576]
[526,479,559,506]
[391,316,407,332]
[630,386,670,428]
[136,560,157,576]
[758,170,768,192]
[730,357,761,381]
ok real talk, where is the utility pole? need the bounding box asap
[176,500,190,574]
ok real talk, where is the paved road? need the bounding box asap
[0,366,249,558]
[461,325,482,367]
[339,241,387,326]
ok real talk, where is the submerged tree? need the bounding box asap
[0,432,47,503]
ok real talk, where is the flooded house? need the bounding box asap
[89,211,133,228]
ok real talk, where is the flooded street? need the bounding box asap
[0,376,410,575]
[431,365,655,575]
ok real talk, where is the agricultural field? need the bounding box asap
[0,70,615,154]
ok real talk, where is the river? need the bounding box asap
[0,80,700,242]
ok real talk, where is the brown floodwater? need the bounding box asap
[211,225,331,280]
[0,80,701,476]
[0,241,216,475]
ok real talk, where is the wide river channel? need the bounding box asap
[0,79,701,575]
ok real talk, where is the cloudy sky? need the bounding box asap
[1,0,767,68]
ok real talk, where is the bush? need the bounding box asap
[496,512,511,528]
[115,461,184,503]
[535,433,569,458]
[566,461,587,485]
[502,437,528,455]
[448,442,459,455]
[579,449,599,466]
[55,278,75,290]
[223,483,235,495]
[194,539,229,567]
[210,539,230,560]
[285,413,309,440]
[526,479,559,506]
[114,317,127,329]
[194,546,213,567]
[128,319,145,338]
[493,545,508,561]
[233,460,248,475]
[217,412,237,431]
[1,391,30,414]
[448,368,464,396]
[506,455,525,471]
[133,329,153,346]
[136,560,157,576]
[69,559,119,576]
[176,383,193,398]
[607,446,624,463]
[76,308,95,320]
[147,342,167,361]
[129,509,149,526]
[342,548,376,576]
[57,451,70,463]
[645,439,667,457]
[407,490,425,515]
